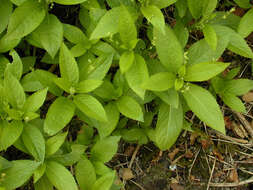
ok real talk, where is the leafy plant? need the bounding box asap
[0,0,253,189]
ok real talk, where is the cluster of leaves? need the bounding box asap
[0,0,253,189]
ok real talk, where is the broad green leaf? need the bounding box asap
[120,127,148,144]
[90,136,120,163]
[93,80,119,101]
[238,8,253,38]
[223,79,253,96]
[224,67,240,80]
[74,94,107,122]
[222,93,246,113]
[202,0,218,17]
[70,42,88,57]
[91,171,116,190]
[125,54,149,99]
[5,50,23,80]
[48,144,86,166]
[0,121,23,151]
[182,84,225,133]
[63,23,88,44]
[92,161,112,176]
[46,132,68,156]
[23,88,48,113]
[173,20,189,48]
[76,79,103,93]
[142,72,175,91]
[22,124,45,161]
[6,0,45,40]
[44,97,75,135]
[76,125,94,145]
[155,102,183,150]
[119,51,135,74]
[86,54,114,80]
[149,0,177,9]
[53,0,87,5]
[119,5,137,47]
[31,14,63,58]
[0,156,12,170]
[54,77,72,93]
[116,95,144,121]
[1,160,40,190]
[4,72,26,109]
[154,88,179,108]
[75,156,96,190]
[59,43,79,84]
[187,0,203,19]
[35,175,54,190]
[22,56,36,74]
[0,0,12,34]
[141,5,165,33]
[97,102,120,138]
[234,0,252,8]
[203,25,217,50]
[184,62,230,82]
[46,161,78,190]
[213,25,253,59]
[10,0,27,6]
[175,0,187,17]
[33,164,46,183]
[0,34,20,53]
[90,7,121,40]
[154,25,183,73]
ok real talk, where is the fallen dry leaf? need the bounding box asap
[232,122,247,138]
[171,183,184,190]
[213,149,224,161]
[190,133,199,145]
[185,150,194,159]
[120,168,134,181]
[168,148,180,161]
[124,146,135,157]
[224,116,233,130]
[242,91,253,102]
[228,168,239,183]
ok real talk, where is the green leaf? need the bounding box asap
[154,88,179,108]
[22,56,36,74]
[23,88,48,113]
[155,102,183,150]
[119,51,135,74]
[154,25,183,73]
[74,94,107,122]
[141,5,165,33]
[184,62,230,82]
[125,54,149,99]
[5,50,23,80]
[120,127,148,144]
[59,43,79,84]
[33,164,46,183]
[44,97,75,135]
[173,20,189,48]
[187,0,203,19]
[175,0,187,17]
[31,14,63,58]
[6,0,45,40]
[91,136,120,163]
[203,25,217,50]
[76,79,103,93]
[86,54,114,80]
[22,124,45,161]
[1,160,40,190]
[0,156,12,170]
[234,0,252,9]
[4,72,26,109]
[46,132,68,156]
[0,121,23,151]
[46,161,78,190]
[92,161,112,176]
[90,7,121,40]
[35,175,54,190]
[97,102,120,138]
[202,0,218,17]
[91,171,116,190]
[0,34,20,53]
[149,0,177,9]
[118,5,137,47]
[222,93,246,113]
[223,79,253,96]
[238,8,253,38]
[0,0,12,35]
[54,77,72,93]
[75,156,96,190]
[142,72,175,91]
[53,0,87,5]
[63,23,88,44]
[182,84,225,133]
[116,95,144,121]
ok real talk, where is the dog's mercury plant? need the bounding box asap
[0,0,253,189]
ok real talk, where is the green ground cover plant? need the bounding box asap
[0,0,253,189]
